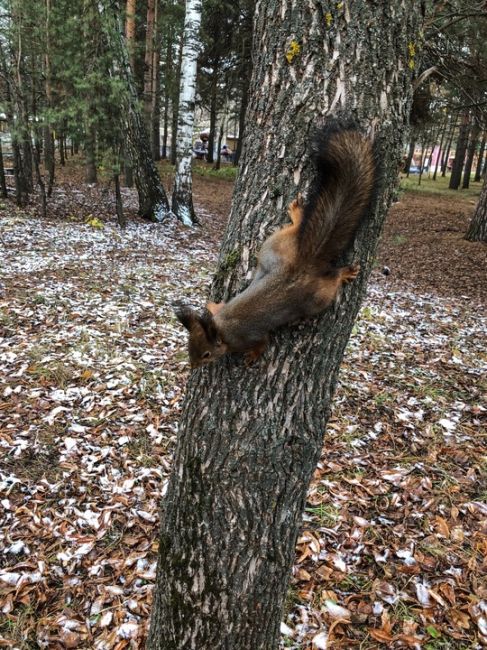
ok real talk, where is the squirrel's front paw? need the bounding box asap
[343,264,360,283]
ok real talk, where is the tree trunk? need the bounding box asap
[85,125,97,183]
[152,51,161,160]
[162,89,169,159]
[59,131,66,166]
[404,137,415,176]
[213,114,224,171]
[171,0,202,225]
[465,174,487,241]
[125,0,136,71]
[233,5,252,167]
[170,35,183,166]
[147,2,421,648]
[206,63,219,164]
[114,172,126,228]
[106,1,171,221]
[144,0,156,134]
[44,0,55,196]
[449,113,470,189]
[33,133,47,219]
[0,141,7,199]
[474,135,486,182]
[44,127,55,196]
[462,121,480,189]
[441,115,457,176]
[433,113,449,181]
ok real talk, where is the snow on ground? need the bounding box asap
[0,213,485,648]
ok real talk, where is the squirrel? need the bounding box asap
[175,122,376,368]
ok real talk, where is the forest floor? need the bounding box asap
[0,164,486,649]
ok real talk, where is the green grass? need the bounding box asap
[400,173,482,201]
[192,162,238,181]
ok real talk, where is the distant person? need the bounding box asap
[193,133,209,160]
[220,144,233,162]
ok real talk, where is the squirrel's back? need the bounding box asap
[298,123,376,264]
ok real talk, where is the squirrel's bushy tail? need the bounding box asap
[298,122,376,264]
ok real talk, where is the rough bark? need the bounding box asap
[171,0,202,225]
[474,135,486,182]
[462,121,480,189]
[449,113,470,189]
[465,174,487,241]
[148,1,421,648]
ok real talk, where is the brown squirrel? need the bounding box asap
[175,123,376,368]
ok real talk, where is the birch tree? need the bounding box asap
[148,1,423,648]
[171,0,202,225]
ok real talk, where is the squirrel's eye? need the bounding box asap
[201,351,211,360]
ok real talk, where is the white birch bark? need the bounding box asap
[171,0,202,226]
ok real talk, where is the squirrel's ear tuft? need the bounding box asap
[174,304,198,331]
[198,309,218,344]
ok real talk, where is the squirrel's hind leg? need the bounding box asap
[288,194,304,225]
[244,337,269,365]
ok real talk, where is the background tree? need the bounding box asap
[171,0,203,224]
[466,174,487,241]
[147,1,422,648]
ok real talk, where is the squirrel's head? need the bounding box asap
[174,305,227,368]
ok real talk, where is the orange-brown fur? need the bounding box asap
[175,125,375,368]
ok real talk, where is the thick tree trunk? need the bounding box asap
[449,113,470,189]
[462,121,480,189]
[474,135,486,182]
[148,2,421,648]
[171,0,202,225]
[466,175,487,241]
